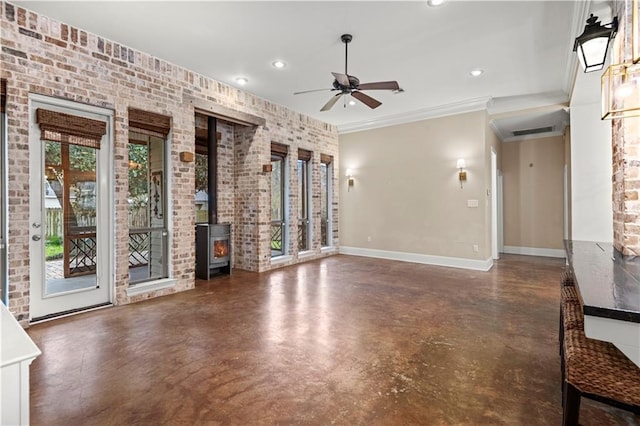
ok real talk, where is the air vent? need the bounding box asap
[512,126,553,137]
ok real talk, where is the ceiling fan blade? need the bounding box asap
[351,91,382,109]
[293,88,334,95]
[320,94,342,112]
[357,81,400,91]
[331,72,350,86]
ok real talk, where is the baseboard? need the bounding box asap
[339,246,493,271]
[502,246,566,258]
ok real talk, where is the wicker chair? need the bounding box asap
[559,272,640,425]
[562,328,640,425]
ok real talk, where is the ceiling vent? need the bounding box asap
[512,126,553,137]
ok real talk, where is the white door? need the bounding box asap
[29,94,113,320]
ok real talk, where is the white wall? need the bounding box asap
[569,71,612,242]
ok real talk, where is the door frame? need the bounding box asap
[491,148,500,260]
[28,94,114,320]
[0,97,6,305]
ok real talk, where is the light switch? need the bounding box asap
[467,199,479,208]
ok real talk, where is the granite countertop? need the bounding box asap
[565,240,640,323]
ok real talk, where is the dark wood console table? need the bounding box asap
[564,240,640,367]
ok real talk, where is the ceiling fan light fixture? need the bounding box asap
[295,33,400,111]
[349,100,356,106]
[470,69,484,77]
[272,60,287,69]
[235,77,249,85]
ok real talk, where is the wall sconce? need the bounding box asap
[179,151,194,162]
[601,63,640,119]
[457,159,467,188]
[573,14,618,73]
[346,168,354,191]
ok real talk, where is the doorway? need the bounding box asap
[28,95,113,320]
[491,148,500,260]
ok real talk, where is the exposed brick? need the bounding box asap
[18,27,42,40]
[1,4,339,322]
[91,52,109,62]
[1,46,27,59]
[611,2,640,255]
[17,7,25,26]
[44,35,67,49]
[5,2,14,22]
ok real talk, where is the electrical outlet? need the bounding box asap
[473,244,479,253]
[367,236,372,242]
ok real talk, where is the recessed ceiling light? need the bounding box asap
[348,100,356,106]
[235,77,248,85]
[272,60,287,69]
[469,69,484,77]
[427,0,445,6]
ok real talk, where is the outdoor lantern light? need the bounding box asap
[573,14,618,73]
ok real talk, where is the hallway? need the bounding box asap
[27,255,638,425]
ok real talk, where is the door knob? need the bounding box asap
[32,235,41,241]
[32,223,41,228]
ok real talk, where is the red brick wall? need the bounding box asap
[0,1,339,322]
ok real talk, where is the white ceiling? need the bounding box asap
[14,1,589,138]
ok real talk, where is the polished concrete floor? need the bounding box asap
[28,254,640,425]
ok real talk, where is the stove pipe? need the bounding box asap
[207,116,217,224]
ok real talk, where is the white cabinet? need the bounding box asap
[1,303,41,425]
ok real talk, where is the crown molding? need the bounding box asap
[337,97,491,134]
[487,91,569,116]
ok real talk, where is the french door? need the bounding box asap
[29,95,113,320]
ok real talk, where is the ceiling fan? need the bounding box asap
[294,34,402,111]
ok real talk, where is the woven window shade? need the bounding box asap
[298,149,312,162]
[271,142,289,157]
[0,79,6,114]
[36,108,107,149]
[129,108,171,138]
[320,154,333,164]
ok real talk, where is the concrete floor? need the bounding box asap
[27,254,640,425]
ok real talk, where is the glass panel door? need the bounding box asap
[271,155,285,257]
[44,141,98,294]
[297,159,309,251]
[320,162,331,247]
[128,132,168,284]
[29,95,112,320]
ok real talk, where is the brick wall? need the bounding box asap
[0,1,339,322]
[611,0,640,255]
